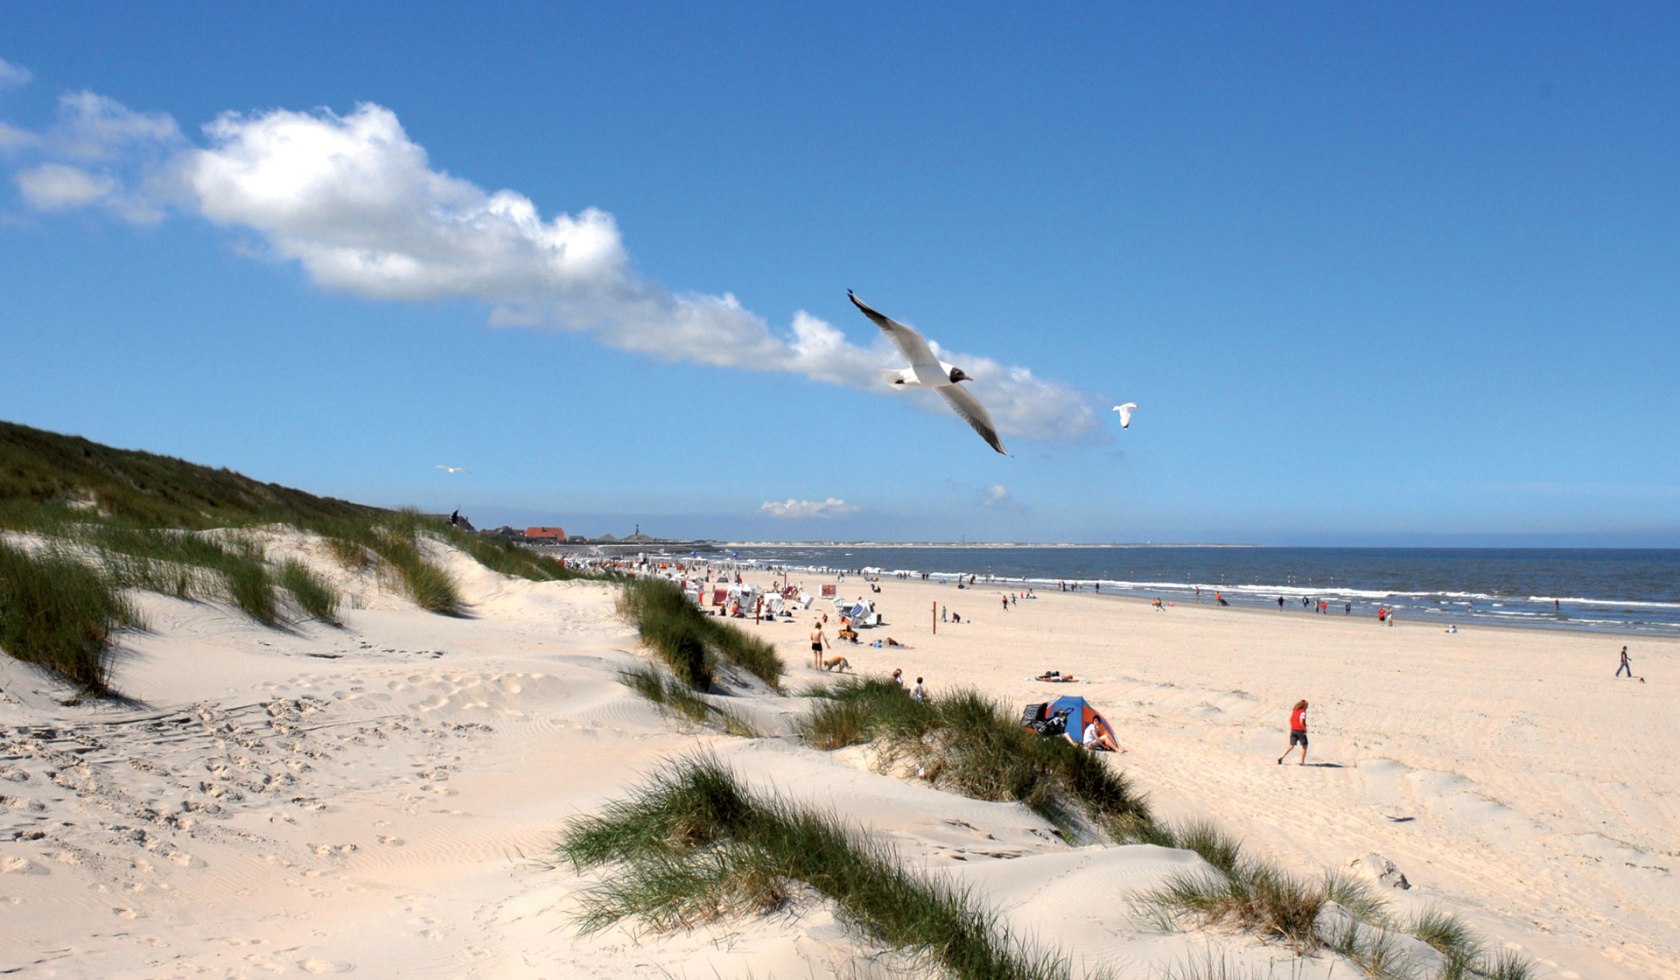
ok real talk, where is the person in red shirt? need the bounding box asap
[1278,699,1309,765]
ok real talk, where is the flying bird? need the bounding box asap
[848,290,1009,456]
[1113,403,1138,429]
[435,465,470,474]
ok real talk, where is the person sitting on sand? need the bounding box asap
[1081,718,1120,752]
[891,668,904,687]
[1058,715,1117,751]
[911,677,927,702]
[1278,699,1309,765]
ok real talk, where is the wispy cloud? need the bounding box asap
[4,95,1101,443]
[4,91,181,221]
[0,57,31,91]
[760,498,859,519]
[15,162,113,209]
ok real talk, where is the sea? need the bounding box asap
[709,546,1680,637]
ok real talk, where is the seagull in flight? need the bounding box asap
[1113,403,1138,429]
[848,290,1009,456]
[435,464,470,474]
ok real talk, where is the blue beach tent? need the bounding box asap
[1026,695,1118,745]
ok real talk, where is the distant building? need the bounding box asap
[525,526,566,542]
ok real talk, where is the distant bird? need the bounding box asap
[1113,403,1138,429]
[847,290,1008,456]
[435,465,470,474]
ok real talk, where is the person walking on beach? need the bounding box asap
[1278,699,1309,765]
[1617,645,1633,678]
[810,620,828,670]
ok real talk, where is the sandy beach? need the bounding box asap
[4,537,1676,978]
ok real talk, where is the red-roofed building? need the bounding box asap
[526,526,566,541]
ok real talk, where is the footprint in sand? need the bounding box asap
[3,855,48,875]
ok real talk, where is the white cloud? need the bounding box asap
[0,121,39,153]
[5,95,1102,444]
[50,91,181,161]
[15,162,114,209]
[981,484,1029,512]
[3,91,180,221]
[0,57,31,91]
[759,498,860,519]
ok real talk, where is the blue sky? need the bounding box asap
[3,4,1677,545]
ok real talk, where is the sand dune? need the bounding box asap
[3,539,1675,977]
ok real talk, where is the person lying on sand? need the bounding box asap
[822,655,851,672]
[1031,670,1079,682]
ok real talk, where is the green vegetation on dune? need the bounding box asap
[617,577,785,692]
[1136,824,1534,980]
[89,525,283,626]
[318,510,463,615]
[800,679,1151,840]
[558,755,1077,980]
[0,420,376,531]
[0,540,141,695]
[0,421,611,696]
[618,665,759,738]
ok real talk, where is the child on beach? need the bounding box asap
[1278,699,1309,765]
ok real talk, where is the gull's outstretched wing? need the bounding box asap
[1113,403,1138,429]
[937,384,1010,456]
[849,290,939,370]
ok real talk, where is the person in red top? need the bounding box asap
[1278,699,1309,765]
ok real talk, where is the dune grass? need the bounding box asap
[319,511,462,615]
[86,526,283,626]
[436,525,613,583]
[619,665,758,738]
[1137,823,1534,979]
[618,578,716,690]
[800,679,1151,839]
[616,577,786,692]
[0,540,140,695]
[279,558,340,625]
[559,754,1077,980]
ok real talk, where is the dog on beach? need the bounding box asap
[822,656,851,672]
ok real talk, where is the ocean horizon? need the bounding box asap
[688,544,1680,638]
